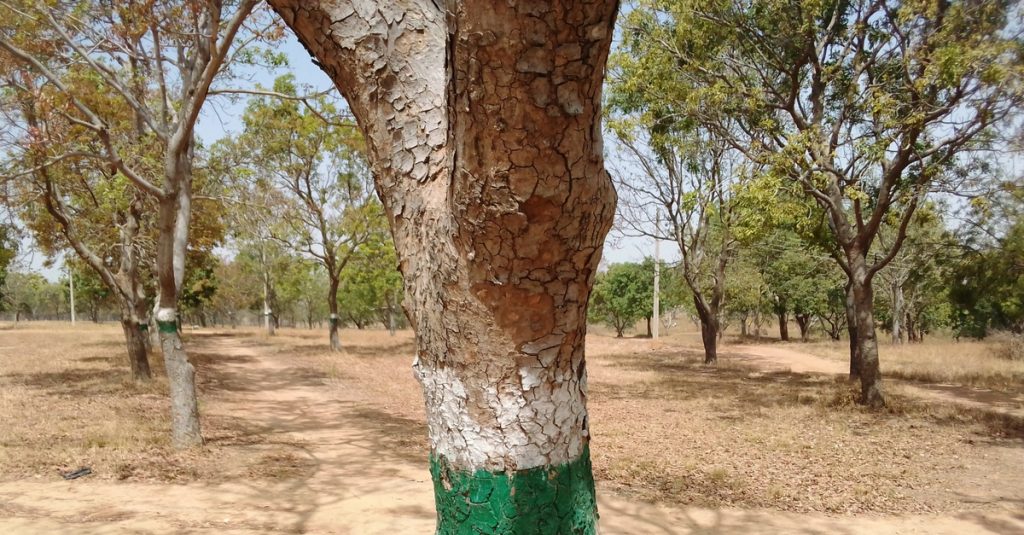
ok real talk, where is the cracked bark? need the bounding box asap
[269,0,618,530]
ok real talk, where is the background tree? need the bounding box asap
[618,0,1023,406]
[724,254,770,338]
[233,76,376,351]
[874,207,956,343]
[338,207,404,333]
[590,262,647,337]
[590,260,683,338]
[1,47,159,379]
[1,270,63,321]
[951,182,1024,336]
[753,231,836,342]
[65,263,115,323]
[209,257,257,328]
[270,1,620,530]
[0,0,270,446]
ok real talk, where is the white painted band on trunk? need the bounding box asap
[329,313,338,319]
[156,308,177,322]
[413,359,586,472]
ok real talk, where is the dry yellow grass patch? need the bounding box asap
[802,337,1024,392]
[287,326,1023,515]
[0,322,302,482]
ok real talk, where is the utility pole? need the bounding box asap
[68,264,76,325]
[652,212,660,340]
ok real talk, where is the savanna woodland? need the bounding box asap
[1,0,1022,534]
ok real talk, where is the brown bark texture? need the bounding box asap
[269,0,619,477]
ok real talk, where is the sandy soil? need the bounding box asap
[1,330,1022,534]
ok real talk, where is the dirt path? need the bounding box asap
[1,334,1022,534]
[729,343,1024,420]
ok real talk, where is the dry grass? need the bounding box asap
[0,322,302,483]
[2,322,1021,517]
[586,346,1022,514]
[801,337,1024,393]
[268,326,1023,515]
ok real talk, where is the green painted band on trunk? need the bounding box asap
[156,320,178,333]
[137,323,148,331]
[429,446,597,534]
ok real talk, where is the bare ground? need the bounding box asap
[0,323,1022,534]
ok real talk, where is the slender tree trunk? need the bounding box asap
[850,260,884,408]
[272,2,617,530]
[386,293,397,336]
[263,281,275,337]
[845,282,861,380]
[906,312,919,343]
[155,165,202,448]
[890,281,904,344]
[646,315,652,337]
[328,275,341,352]
[778,310,789,341]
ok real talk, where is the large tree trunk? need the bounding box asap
[850,261,884,408]
[271,1,618,531]
[845,282,861,380]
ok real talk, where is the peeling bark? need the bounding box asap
[270,0,619,530]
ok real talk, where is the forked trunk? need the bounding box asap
[273,1,617,530]
[119,316,152,381]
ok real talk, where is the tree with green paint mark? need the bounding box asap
[269,1,620,531]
